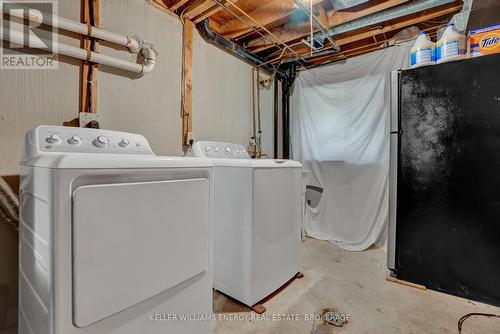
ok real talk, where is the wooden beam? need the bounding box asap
[278,3,460,62]
[308,24,442,66]
[248,0,408,52]
[149,0,176,16]
[182,19,194,149]
[317,4,328,28]
[185,0,215,20]
[192,0,238,24]
[219,0,323,40]
[170,0,190,11]
[80,0,99,115]
[301,3,460,53]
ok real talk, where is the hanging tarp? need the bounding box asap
[291,42,411,251]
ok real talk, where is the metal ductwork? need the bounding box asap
[196,19,285,79]
[321,0,457,38]
[329,0,370,10]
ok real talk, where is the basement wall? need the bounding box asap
[193,31,275,157]
[0,1,81,176]
[0,0,275,175]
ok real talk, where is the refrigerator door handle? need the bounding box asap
[390,70,400,133]
[388,134,398,272]
[387,70,400,272]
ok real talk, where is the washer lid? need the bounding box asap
[205,158,253,167]
[23,154,213,169]
[251,159,302,168]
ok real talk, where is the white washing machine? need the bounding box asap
[19,126,213,334]
[191,141,302,310]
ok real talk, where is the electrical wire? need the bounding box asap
[86,0,96,115]
[457,313,500,333]
[309,0,313,56]
[179,0,204,149]
[209,0,308,68]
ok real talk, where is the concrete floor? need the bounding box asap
[212,238,500,334]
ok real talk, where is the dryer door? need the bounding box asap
[72,178,209,328]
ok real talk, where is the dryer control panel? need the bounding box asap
[23,126,154,160]
[191,141,251,159]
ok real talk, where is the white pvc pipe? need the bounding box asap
[3,5,140,53]
[2,29,155,74]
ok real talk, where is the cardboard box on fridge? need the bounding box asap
[468,24,500,57]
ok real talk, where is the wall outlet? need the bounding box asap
[79,112,104,128]
[185,131,194,146]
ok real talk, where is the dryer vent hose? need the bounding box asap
[0,178,19,232]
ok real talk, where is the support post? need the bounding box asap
[80,0,99,116]
[182,18,194,150]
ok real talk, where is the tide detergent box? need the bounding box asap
[469,24,500,57]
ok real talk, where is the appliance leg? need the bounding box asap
[296,272,304,279]
[251,304,266,314]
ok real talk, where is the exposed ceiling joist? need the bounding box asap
[184,1,216,20]
[247,0,409,52]
[308,25,442,66]
[169,0,191,11]
[192,0,239,23]
[214,0,323,39]
[167,0,463,68]
[282,2,462,61]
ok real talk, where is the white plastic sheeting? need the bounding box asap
[291,43,411,251]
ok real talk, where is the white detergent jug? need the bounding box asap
[410,32,435,68]
[436,23,466,63]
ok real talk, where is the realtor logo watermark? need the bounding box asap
[0,0,58,69]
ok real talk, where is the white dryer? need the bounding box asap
[191,141,302,310]
[19,126,213,334]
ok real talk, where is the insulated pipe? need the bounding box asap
[3,4,140,52]
[2,29,156,74]
[273,77,279,159]
[196,19,285,80]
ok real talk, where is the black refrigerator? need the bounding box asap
[387,54,500,306]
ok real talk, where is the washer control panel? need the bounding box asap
[191,141,251,159]
[31,126,154,156]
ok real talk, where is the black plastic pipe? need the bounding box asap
[196,19,285,80]
[281,63,296,159]
[273,77,279,158]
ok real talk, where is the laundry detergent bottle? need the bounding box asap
[410,32,435,68]
[436,23,466,63]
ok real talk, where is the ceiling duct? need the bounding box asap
[329,0,370,10]
[326,0,457,37]
[293,0,340,51]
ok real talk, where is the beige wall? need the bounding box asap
[0,1,81,175]
[192,31,275,157]
[98,0,183,156]
[0,0,276,175]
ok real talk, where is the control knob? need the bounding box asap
[67,135,81,145]
[93,135,108,148]
[119,139,130,147]
[45,134,62,144]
